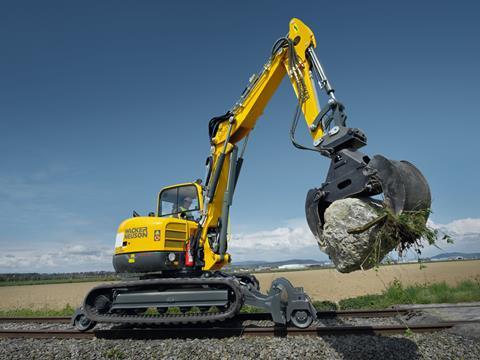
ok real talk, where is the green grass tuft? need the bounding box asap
[312,300,338,311]
[338,279,480,309]
[0,303,76,317]
[357,207,454,269]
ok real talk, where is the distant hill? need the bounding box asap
[231,259,326,268]
[230,254,480,269]
[430,252,480,260]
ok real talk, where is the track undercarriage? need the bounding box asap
[72,272,317,331]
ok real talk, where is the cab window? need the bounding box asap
[159,185,200,221]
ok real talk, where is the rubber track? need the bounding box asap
[83,276,243,326]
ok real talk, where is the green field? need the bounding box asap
[1,279,478,317]
[0,276,118,287]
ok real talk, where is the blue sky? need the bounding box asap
[1,1,479,272]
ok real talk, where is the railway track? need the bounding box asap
[1,307,476,339]
[0,308,411,324]
[0,322,467,339]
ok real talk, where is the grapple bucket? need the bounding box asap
[305,154,431,241]
[368,155,431,214]
[300,45,432,243]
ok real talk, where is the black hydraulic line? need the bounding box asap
[271,38,323,154]
[289,97,323,154]
[233,157,243,192]
[271,38,289,56]
[207,119,234,201]
[207,153,225,200]
[190,224,203,266]
[204,156,213,189]
[233,134,249,192]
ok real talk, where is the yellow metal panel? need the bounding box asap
[165,240,185,249]
[166,223,187,232]
[114,216,189,255]
[165,222,187,243]
[165,230,186,240]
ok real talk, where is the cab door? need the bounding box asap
[158,183,202,251]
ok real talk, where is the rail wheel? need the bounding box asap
[74,313,97,332]
[290,310,314,329]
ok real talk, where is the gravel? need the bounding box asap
[0,331,479,359]
[1,313,479,359]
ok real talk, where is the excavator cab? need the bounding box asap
[112,182,202,274]
[158,183,202,222]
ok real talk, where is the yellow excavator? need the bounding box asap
[73,18,430,331]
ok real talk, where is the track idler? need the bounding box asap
[305,152,431,242]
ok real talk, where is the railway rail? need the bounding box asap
[0,308,411,324]
[0,322,470,339]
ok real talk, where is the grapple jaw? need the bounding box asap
[305,151,431,241]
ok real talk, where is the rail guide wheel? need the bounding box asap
[290,309,314,328]
[72,308,97,332]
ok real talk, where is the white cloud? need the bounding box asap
[429,218,480,236]
[229,217,480,263]
[228,219,327,262]
[2,216,480,273]
[0,243,112,272]
[411,218,480,258]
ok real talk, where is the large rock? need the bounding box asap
[318,198,397,273]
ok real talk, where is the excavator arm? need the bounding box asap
[192,18,430,271]
[196,19,324,269]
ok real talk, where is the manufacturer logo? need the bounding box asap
[125,227,148,239]
[154,230,161,241]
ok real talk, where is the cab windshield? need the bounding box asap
[158,185,200,221]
